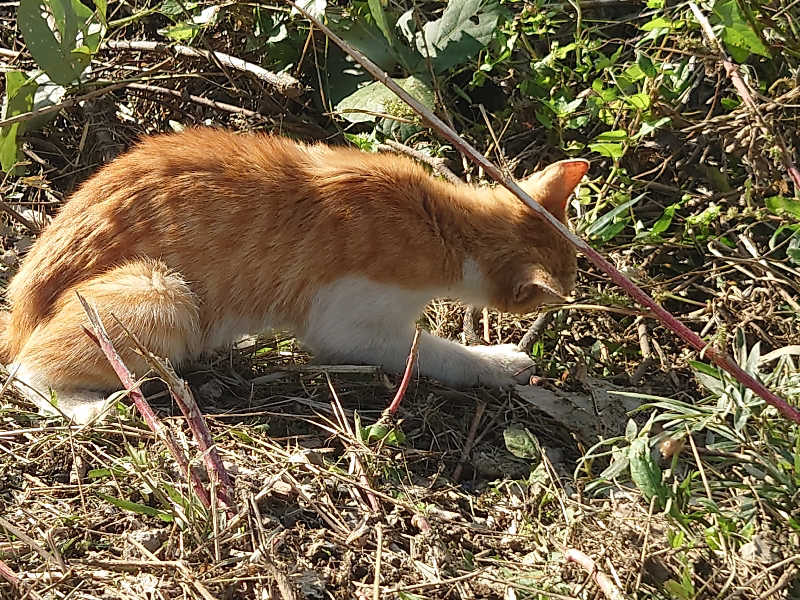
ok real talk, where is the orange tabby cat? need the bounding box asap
[0,128,587,422]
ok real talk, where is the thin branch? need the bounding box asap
[518,312,551,354]
[386,327,421,415]
[77,293,213,509]
[0,557,43,600]
[0,558,20,588]
[126,82,266,121]
[288,1,800,425]
[688,2,800,191]
[114,317,236,512]
[0,200,40,233]
[566,548,627,600]
[452,400,486,481]
[104,39,303,98]
[377,140,460,184]
[0,82,128,129]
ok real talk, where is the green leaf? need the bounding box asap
[503,426,540,460]
[765,195,800,220]
[0,71,37,174]
[588,129,628,159]
[636,51,657,78]
[640,16,676,32]
[586,193,644,240]
[97,493,174,522]
[159,5,219,41]
[633,116,671,140]
[664,579,693,600]
[368,0,395,47]
[637,201,679,239]
[160,21,203,41]
[416,0,504,73]
[788,232,800,266]
[336,75,433,123]
[18,0,105,85]
[361,422,406,445]
[712,0,770,60]
[629,437,668,507]
[328,11,402,73]
[588,142,624,160]
[158,0,197,17]
[625,92,650,110]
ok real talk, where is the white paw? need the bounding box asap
[470,344,536,386]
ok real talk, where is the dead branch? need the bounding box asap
[288,0,800,425]
[451,400,486,481]
[518,312,551,354]
[126,83,267,121]
[105,40,303,98]
[566,548,627,600]
[0,200,40,233]
[0,558,20,588]
[0,82,128,129]
[121,327,237,512]
[377,140,460,184]
[688,3,800,191]
[77,293,213,509]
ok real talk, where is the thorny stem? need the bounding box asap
[289,2,800,425]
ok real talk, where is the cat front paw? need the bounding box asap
[470,344,535,386]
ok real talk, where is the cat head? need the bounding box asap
[483,159,588,314]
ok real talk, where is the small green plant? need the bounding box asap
[2,0,106,173]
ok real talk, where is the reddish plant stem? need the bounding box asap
[77,293,213,508]
[165,379,234,510]
[289,2,800,426]
[113,322,236,512]
[0,558,20,588]
[386,327,421,415]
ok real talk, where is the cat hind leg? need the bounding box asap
[8,259,200,423]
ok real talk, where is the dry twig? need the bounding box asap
[126,82,267,121]
[688,2,800,191]
[0,82,128,129]
[377,140,460,184]
[120,323,237,512]
[77,293,214,508]
[566,548,627,600]
[386,327,421,415]
[105,40,303,98]
[518,312,551,354]
[451,400,486,481]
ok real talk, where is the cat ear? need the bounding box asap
[513,266,567,306]
[521,159,589,219]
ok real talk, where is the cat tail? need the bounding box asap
[0,309,13,364]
